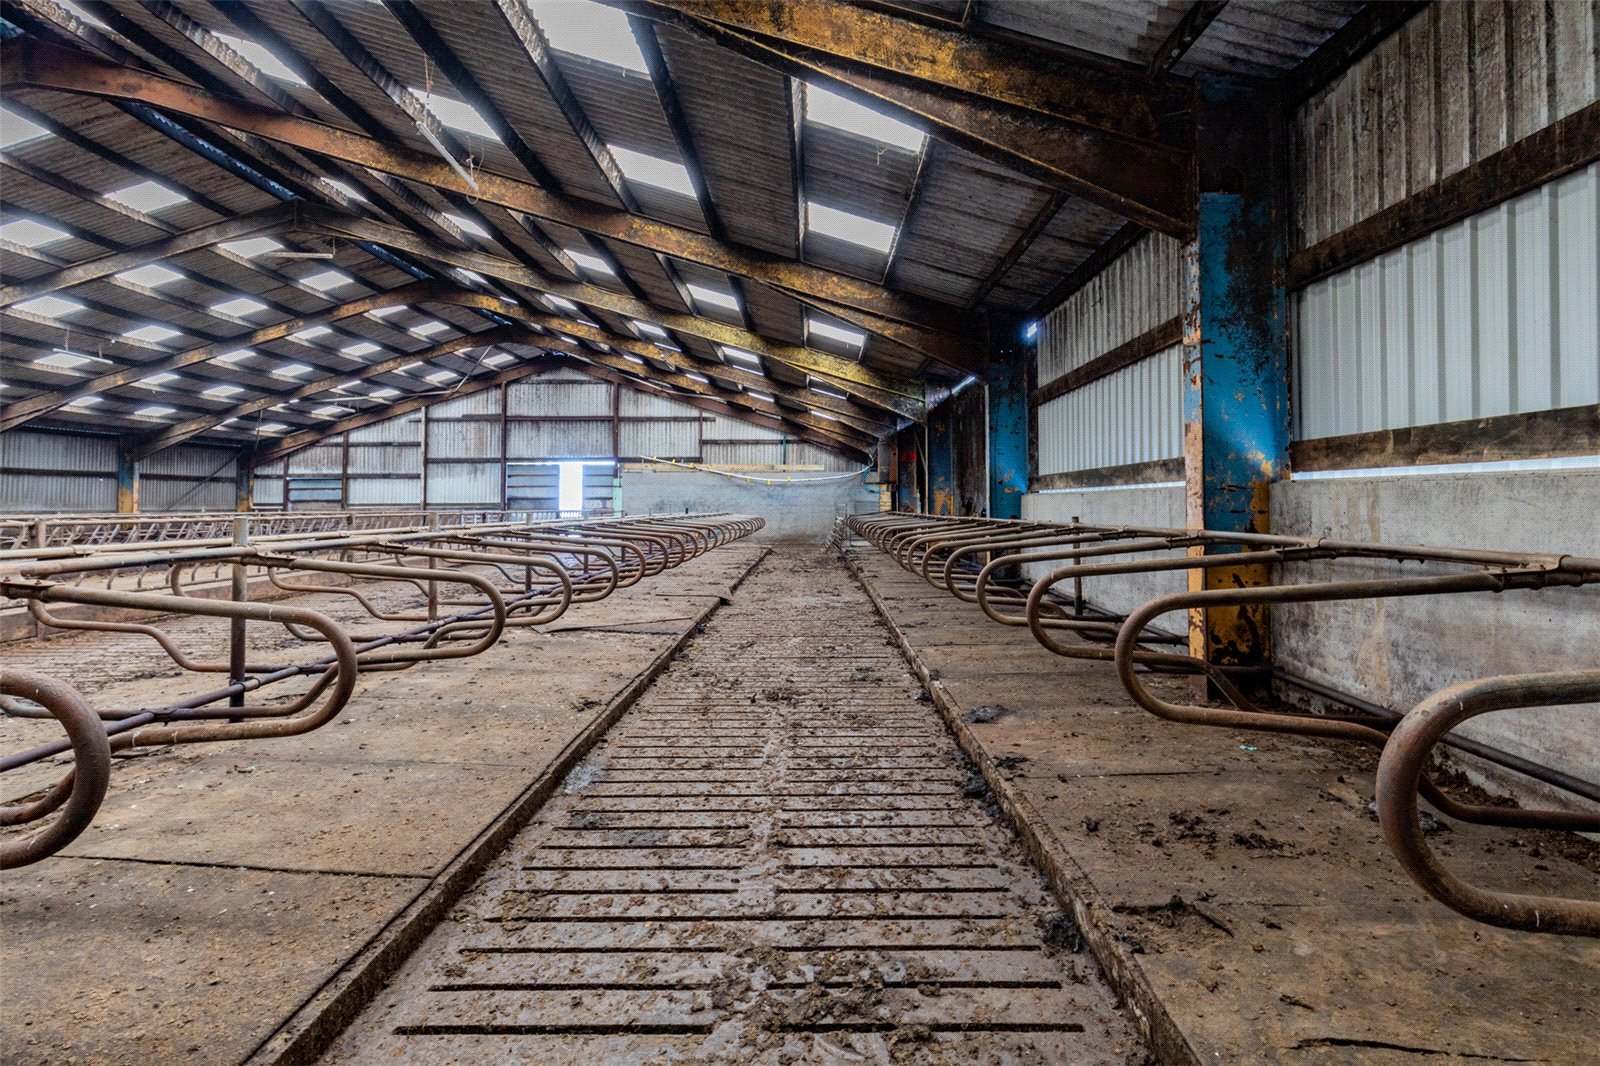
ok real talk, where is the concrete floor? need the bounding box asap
[0,545,765,1065]
[5,539,1597,1064]
[846,545,1600,1065]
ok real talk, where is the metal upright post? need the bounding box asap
[427,511,440,620]
[229,515,250,709]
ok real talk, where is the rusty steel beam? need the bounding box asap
[612,0,1189,139]
[299,210,927,419]
[0,203,294,308]
[1,40,981,371]
[1148,1,1229,74]
[567,360,874,462]
[529,331,883,447]
[509,306,894,434]
[128,327,523,461]
[613,0,1196,237]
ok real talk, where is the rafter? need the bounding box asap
[0,279,462,431]
[2,39,981,373]
[298,210,927,418]
[612,0,1196,237]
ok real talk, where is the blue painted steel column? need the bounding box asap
[896,433,918,512]
[927,406,955,515]
[115,447,140,513]
[986,323,1029,520]
[1184,82,1290,667]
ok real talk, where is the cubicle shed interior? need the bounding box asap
[1,2,1596,1064]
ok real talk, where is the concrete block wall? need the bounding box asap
[621,467,878,541]
[1270,469,1600,804]
[1021,484,1186,618]
[1022,470,1599,806]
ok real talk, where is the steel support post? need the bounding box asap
[896,435,919,513]
[986,319,1030,520]
[1182,82,1291,674]
[928,406,955,516]
[115,448,139,514]
[228,516,250,710]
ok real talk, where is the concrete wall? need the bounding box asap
[620,466,879,541]
[1270,469,1600,803]
[1021,484,1186,618]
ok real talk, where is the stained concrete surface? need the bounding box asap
[0,546,765,1065]
[849,545,1600,1065]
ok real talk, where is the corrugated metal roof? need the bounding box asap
[1,0,1371,463]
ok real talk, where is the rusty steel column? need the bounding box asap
[426,510,441,620]
[1182,81,1290,678]
[928,404,955,516]
[234,446,255,513]
[228,516,250,710]
[115,447,139,514]
[987,317,1030,520]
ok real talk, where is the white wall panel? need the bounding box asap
[506,420,612,458]
[1036,232,1184,383]
[1036,347,1183,475]
[347,477,422,506]
[1295,162,1600,439]
[508,379,612,416]
[428,420,501,460]
[619,420,699,459]
[425,462,499,505]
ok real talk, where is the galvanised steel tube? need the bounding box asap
[0,670,110,869]
[1376,670,1600,937]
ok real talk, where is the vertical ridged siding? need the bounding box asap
[1036,233,1184,382]
[1036,347,1184,474]
[1295,160,1600,439]
[1295,2,1598,248]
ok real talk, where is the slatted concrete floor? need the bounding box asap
[324,550,1145,1064]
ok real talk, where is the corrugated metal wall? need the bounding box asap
[1036,348,1184,474]
[252,369,858,507]
[0,429,118,512]
[1036,234,1184,381]
[141,444,236,511]
[1294,2,1598,250]
[1292,5,1599,440]
[1296,163,1600,437]
[1033,233,1185,476]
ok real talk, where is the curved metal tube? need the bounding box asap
[1376,671,1600,937]
[0,670,110,868]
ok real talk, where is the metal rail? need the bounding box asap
[846,511,1600,937]
[0,512,762,867]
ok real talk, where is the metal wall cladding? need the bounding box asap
[347,443,421,475]
[1296,162,1600,439]
[253,477,285,506]
[1036,347,1184,475]
[1295,2,1598,249]
[424,462,500,506]
[0,429,117,474]
[346,477,422,507]
[286,441,345,476]
[788,443,860,473]
[506,419,613,459]
[347,416,422,444]
[0,473,115,513]
[1037,233,1185,383]
[619,419,700,461]
[702,440,791,467]
[620,389,702,419]
[141,478,233,512]
[142,445,236,479]
[428,420,502,461]
[507,379,613,417]
[428,390,502,420]
[704,414,785,442]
